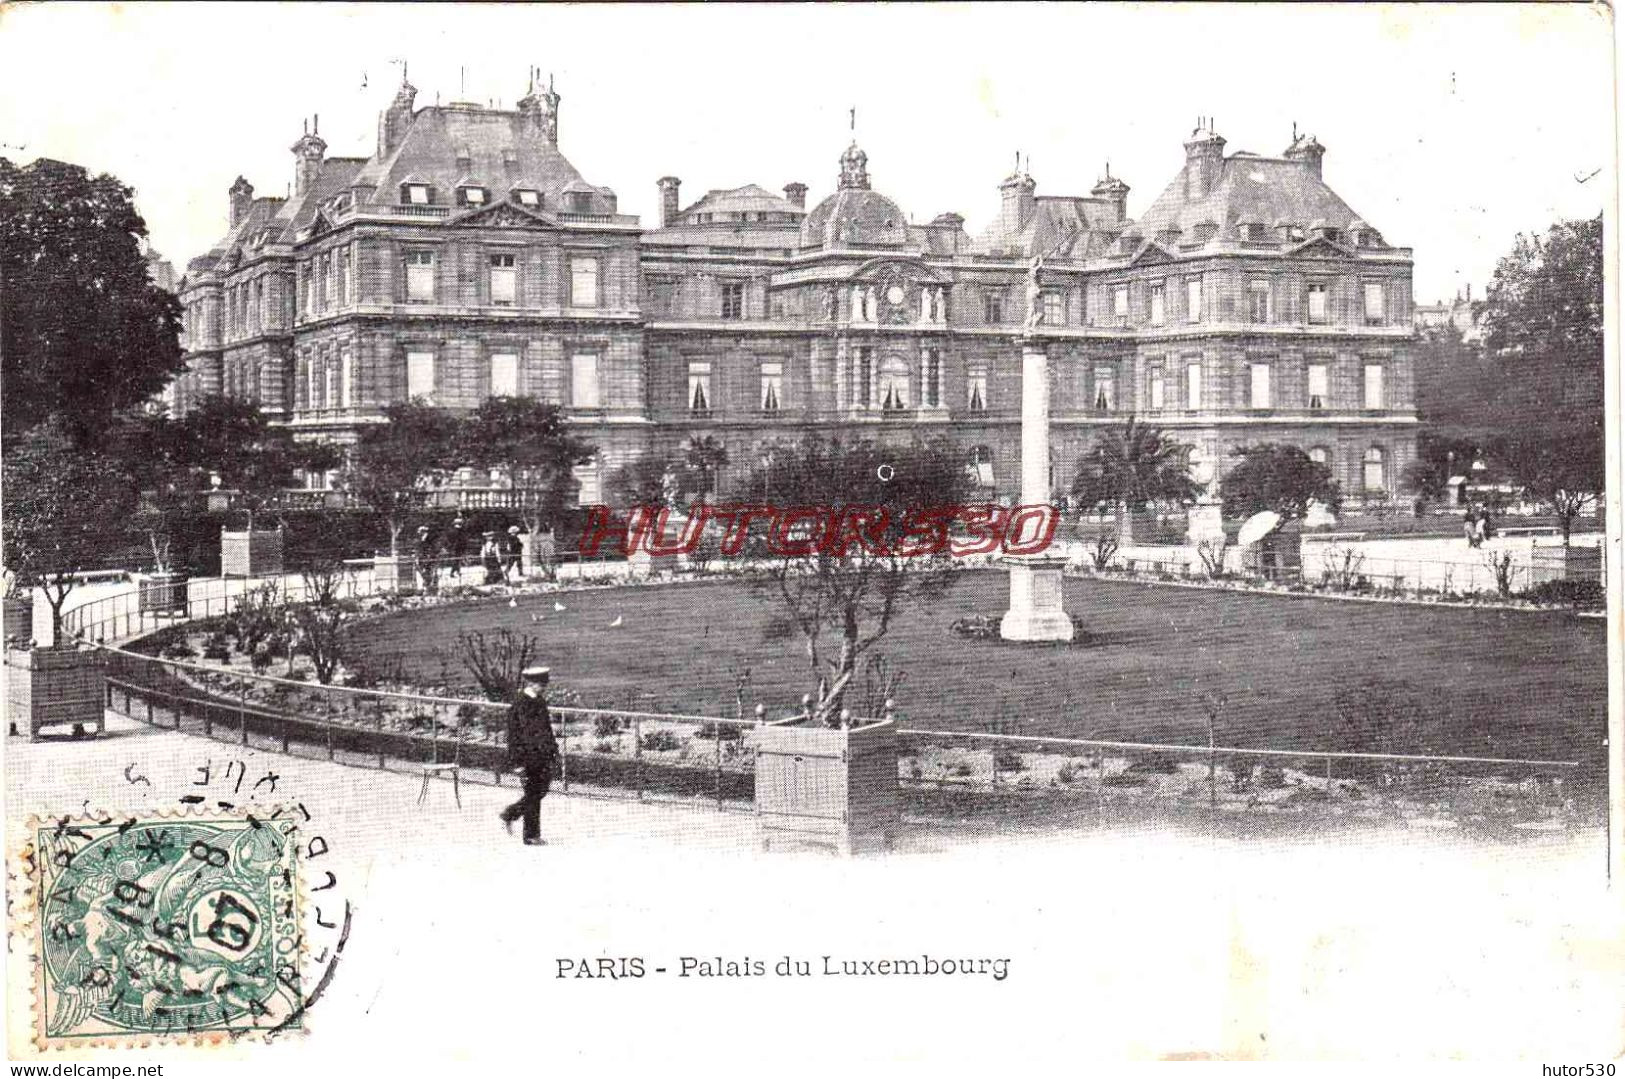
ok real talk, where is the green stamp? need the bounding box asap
[28,813,304,1046]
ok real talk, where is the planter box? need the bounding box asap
[220,529,283,577]
[6,646,105,740]
[373,554,417,592]
[1530,545,1602,585]
[136,572,189,616]
[754,716,898,855]
[4,596,33,645]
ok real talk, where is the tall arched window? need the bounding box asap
[1362,446,1385,492]
[878,354,910,411]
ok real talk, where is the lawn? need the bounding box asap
[346,572,1606,762]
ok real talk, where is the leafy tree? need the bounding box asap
[0,158,183,449]
[1,421,139,643]
[347,402,462,559]
[1401,430,1480,505]
[104,408,195,573]
[681,435,730,502]
[169,396,338,531]
[747,436,970,724]
[1476,215,1603,423]
[288,561,358,685]
[1219,443,1341,520]
[606,455,676,509]
[1070,416,1197,539]
[459,396,595,535]
[1499,423,1603,544]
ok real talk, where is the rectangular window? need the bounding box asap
[406,184,430,205]
[984,290,1004,324]
[1149,283,1165,326]
[571,353,600,408]
[406,250,435,303]
[1363,282,1386,324]
[1307,283,1328,324]
[1307,363,1328,409]
[406,351,435,402]
[1248,280,1270,323]
[489,352,518,398]
[1149,368,1165,411]
[1112,286,1128,319]
[300,355,313,409]
[324,357,338,409]
[1186,362,1203,410]
[570,257,599,308]
[337,249,350,305]
[1093,367,1116,412]
[516,189,541,207]
[340,349,354,408]
[1041,290,1063,326]
[967,364,988,412]
[686,362,711,412]
[1363,363,1385,410]
[856,347,873,407]
[490,254,517,306]
[721,282,745,320]
[924,350,942,408]
[760,361,783,412]
[1250,363,1271,409]
[1186,277,1202,322]
[574,461,600,507]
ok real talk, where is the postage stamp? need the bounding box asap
[19,811,304,1048]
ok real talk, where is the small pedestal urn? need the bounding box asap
[1000,554,1076,641]
[4,595,34,644]
[136,572,189,616]
[754,716,899,855]
[373,554,417,593]
[220,529,283,578]
[6,646,106,740]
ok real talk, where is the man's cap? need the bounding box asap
[521,666,551,682]
[482,530,496,537]
[417,525,430,533]
[508,525,521,534]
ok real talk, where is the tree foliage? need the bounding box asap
[1499,423,1603,544]
[747,437,971,724]
[1219,443,1341,520]
[681,435,729,502]
[168,396,337,530]
[1070,416,1198,511]
[459,397,595,534]
[1,421,139,641]
[0,158,183,448]
[347,402,462,555]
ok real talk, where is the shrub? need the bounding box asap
[993,748,1026,772]
[594,740,615,754]
[161,640,197,660]
[1125,752,1180,774]
[202,635,231,662]
[593,714,624,737]
[1102,771,1149,788]
[249,648,274,673]
[948,614,1002,641]
[1056,762,1080,785]
[694,721,744,741]
[1257,764,1287,789]
[949,760,974,778]
[639,729,682,753]
[1226,754,1259,792]
[1522,578,1604,610]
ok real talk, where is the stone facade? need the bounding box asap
[174,88,1417,506]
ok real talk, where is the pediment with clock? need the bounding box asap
[845,256,953,326]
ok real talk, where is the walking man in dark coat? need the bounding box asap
[500,666,558,846]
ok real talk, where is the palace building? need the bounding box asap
[174,79,1417,505]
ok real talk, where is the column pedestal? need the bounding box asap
[1000,553,1075,642]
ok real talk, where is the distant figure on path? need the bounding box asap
[1464,508,1479,548]
[500,666,558,846]
[448,514,470,578]
[480,531,503,584]
[414,525,439,592]
[1474,508,1490,546]
[504,525,524,582]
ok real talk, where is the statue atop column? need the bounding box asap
[1023,250,1047,333]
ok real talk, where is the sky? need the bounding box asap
[0,2,1612,302]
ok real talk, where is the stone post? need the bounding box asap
[1001,338,1075,641]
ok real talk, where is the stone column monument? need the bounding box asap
[1001,252,1075,642]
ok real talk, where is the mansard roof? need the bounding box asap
[675,184,804,222]
[1135,154,1366,238]
[350,104,610,211]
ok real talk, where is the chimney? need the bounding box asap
[1283,127,1326,180]
[1090,164,1130,226]
[783,182,807,210]
[1183,116,1226,200]
[517,68,561,145]
[229,176,255,228]
[998,168,1037,246]
[378,74,418,157]
[657,176,681,227]
[291,116,327,198]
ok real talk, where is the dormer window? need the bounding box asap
[1323,228,1342,244]
[1286,225,1305,242]
[402,183,432,206]
[1246,223,1266,242]
[458,186,488,208]
[569,192,592,213]
[513,189,541,208]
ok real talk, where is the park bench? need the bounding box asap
[1498,526,1559,537]
[1301,531,1367,544]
